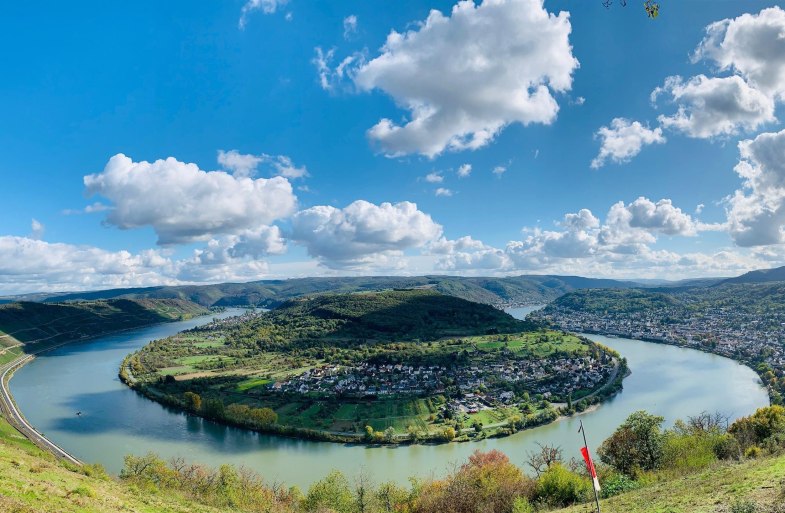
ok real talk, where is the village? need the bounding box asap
[267,353,615,407]
[535,304,785,396]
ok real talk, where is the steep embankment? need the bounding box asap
[0,418,224,513]
[0,298,209,347]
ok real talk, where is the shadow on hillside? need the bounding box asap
[0,300,178,348]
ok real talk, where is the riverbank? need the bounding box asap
[0,307,227,465]
[577,328,774,406]
[0,352,82,466]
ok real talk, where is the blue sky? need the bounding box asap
[2,0,785,294]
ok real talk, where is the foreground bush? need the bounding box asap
[415,450,536,513]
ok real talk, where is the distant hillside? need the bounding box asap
[549,288,681,313]
[1,274,640,308]
[263,289,534,341]
[720,264,785,285]
[0,299,208,346]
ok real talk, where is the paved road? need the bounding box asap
[0,352,82,466]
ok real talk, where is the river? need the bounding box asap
[10,306,768,489]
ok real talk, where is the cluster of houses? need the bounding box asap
[267,354,614,404]
[537,305,785,393]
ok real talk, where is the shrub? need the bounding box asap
[69,486,96,498]
[599,472,639,498]
[729,406,785,450]
[414,450,535,513]
[512,496,535,513]
[729,498,758,513]
[713,433,742,461]
[744,446,762,459]
[535,463,591,507]
[661,432,718,474]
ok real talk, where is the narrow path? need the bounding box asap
[0,351,82,466]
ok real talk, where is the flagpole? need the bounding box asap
[579,420,601,513]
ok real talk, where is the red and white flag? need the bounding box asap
[580,446,601,493]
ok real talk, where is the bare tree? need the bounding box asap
[525,443,564,477]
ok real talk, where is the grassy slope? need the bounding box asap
[562,458,785,513]
[0,417,221,513]
[0,298,209,346]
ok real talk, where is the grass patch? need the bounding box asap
[235,377,272,392]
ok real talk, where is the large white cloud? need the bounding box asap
[291,200,443,269]
[351,0,578,157]
[654,75,775,138]
[0,234,290,295]
[0,236,180,294]
[433,197,718,275]
[727,129,785,247]
[84,154,297,245]
[591,118,665,168]
[694,6,785,100]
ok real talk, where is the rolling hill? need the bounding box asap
[0,274,642,309]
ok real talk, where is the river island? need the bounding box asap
[121,290,625,444]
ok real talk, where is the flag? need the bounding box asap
[580,446,601,493]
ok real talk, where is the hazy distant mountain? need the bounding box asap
[1,275,641,309]
[719,265,785,285]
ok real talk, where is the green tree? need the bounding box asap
[183,391,201,412]
[201,398,225,420]
[249,407,278,426]
[303,470,355,513]
[598,410,665,476]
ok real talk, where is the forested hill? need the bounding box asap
[230,290,535,343]
[0,299,208,346]
[548,282,785,316]
[0,274,639,308]
[719,264,785,285]
[548,288,681,313]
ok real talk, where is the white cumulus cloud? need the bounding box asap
[352,0,578,157]
[290,200,442,269]
[654,75,775,139]
[424,172,444,183]
[84,154,297,245]
[591,118,665,168]
[457,164,472,178]
[727,129,785,246]
[694,6,785,100]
